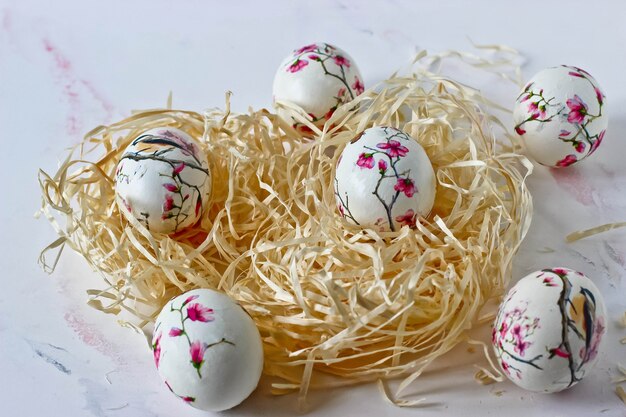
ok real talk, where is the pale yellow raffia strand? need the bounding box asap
[616,386,626,406]
[38,48,531,405]
[566,222,626,243]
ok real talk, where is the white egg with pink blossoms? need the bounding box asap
[114,127,212,234]
[513,65,608,167]
[334,126,436,232]
[152,289,264,412]
[492,268,607,393]
[272,42,364,133]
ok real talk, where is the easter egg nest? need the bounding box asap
[38,51,533,405]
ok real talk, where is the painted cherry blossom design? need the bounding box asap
[334,126,436,232]
[273,43,364,132]
[166,294,235,378]
[493,268,607,392]
[165,380,195,404]
[512,65,608,167]
[542,268,606,387]
[492,299,543,379]
[115,127,211,234]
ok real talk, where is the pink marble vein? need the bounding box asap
[64,312,126,366]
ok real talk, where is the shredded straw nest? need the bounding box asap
[39,50,533,405]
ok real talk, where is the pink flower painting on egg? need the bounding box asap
[335,127,434,232]
[333,55,351,68]
[395,209,417,228]
[117,128,210,233]
[187,303,215,322]
[566,95,588,124]
[190,340,207,373]
[494,268,607,391]
[352,77,364,95]
[296,44,317,54]
[164,294,235,379]
[376,140,409,158]
[356,153,375,169]
[169,327,183,337]
[287,59,308,73]
[513,66,607,167]
[555,154,578,167]
[492,302,542,380]
[152,332,162,369]
[280,43,364,132]
[394,177,417,198]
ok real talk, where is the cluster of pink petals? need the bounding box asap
[556,154,578,167]
[394,177,416,197]
[352,77,364,95]
[153,333,162,368]
[566,95,588,124]
[173,163,185,175]
[511,324,530,356]
[356,153,375,169]
[163,194,175,212]
[287,59,308,73]
[187,303,215,322]
[190,340,206,368]
[163,183,178,192]
[542,276,558,287]
[376,140,409,157]
[169,327,183,337]
[528,101,546,119]
[395,209,416,228]
[333,55,350,68]
[296,44,318,54]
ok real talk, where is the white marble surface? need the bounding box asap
[1,0,625,415]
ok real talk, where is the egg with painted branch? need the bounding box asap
[273,42,364,134]
[513,65,608,167]
[152,289,264,411]
[114,127,211,234]
[492,268,607,393]
[334,126,436,232]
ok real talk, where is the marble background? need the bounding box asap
[1,0,625,416]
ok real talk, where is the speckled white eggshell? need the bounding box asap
[492,268,607,393]
[114,127,211,234]
[152,289,263,411]
[272,42,364,131]
[334,126,436,232]
[513,65,608,167]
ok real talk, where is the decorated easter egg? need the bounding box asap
[152,289,264,411]
[334,126,436,231]
[513,65,608,167]
[114,127,212,234]
[492,268,607,393]
[273,42,364,133]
